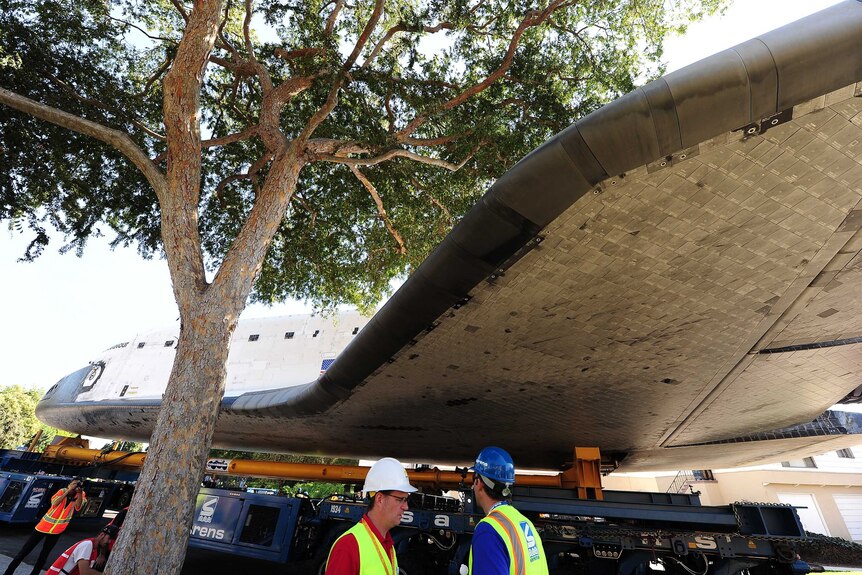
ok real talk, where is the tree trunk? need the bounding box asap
[104,305,236,574]
[102,150,304,575]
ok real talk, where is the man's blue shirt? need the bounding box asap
[470,521,509,575]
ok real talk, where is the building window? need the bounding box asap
[164,340,175,347]
[837,448,855,459]
[781,457,817,468]
[284,332,294,340]
[137,342,146,349]
[248,334,259,342]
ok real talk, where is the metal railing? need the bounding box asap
[667,470,696,494]
[667,470,714,493]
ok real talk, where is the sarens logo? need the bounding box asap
[190,525,225,540]
[205,459,230,472]
[25,490,45,509]
[197,496,219,524]
[520,521,540,562]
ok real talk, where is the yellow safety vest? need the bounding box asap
[469,504,549,575]
[327,516,398,575]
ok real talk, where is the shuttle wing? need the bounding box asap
[227,2,862,471]
[38,2,862,471]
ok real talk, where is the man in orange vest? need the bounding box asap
[45,524,117,575]
[3,478,87,575]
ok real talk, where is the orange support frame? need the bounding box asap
[559,447,603,500]
[40,443,605,497]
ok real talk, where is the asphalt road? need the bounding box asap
[0,522,294,574]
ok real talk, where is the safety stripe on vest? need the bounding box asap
[361,518,396,575]
[37,491,81,534]
[46,547,73,575]
[487,511,526,575]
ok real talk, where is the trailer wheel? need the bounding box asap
[117,489,132,508]
[397,555,429,575]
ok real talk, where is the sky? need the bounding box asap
[0,0,847,394]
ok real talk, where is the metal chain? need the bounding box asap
[538,512,806,547]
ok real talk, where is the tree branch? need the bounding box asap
[215,1,242,62]
[550,19,599,71]
[349,165,406,255]
[224,0,272,93]
[207,125,259,148]
[411,176,453,227]
[344,1,384,72]
[325,0,345,36]
[108,15,177,44]
[362,21,453,70]
[210,148,303,306]
[319,147,475,172]
[0,88,165,196]
[259,75,315,151]
[398,129,473,147]
[214,151,272,203]
[47,73,167,140]
[169,0,190,23]
[242,0,254,61]
[296,0,384,146]
[274,47,327,61]
[292,193,317,235]
[153,123,259,164]
[396,0,569,138]
[209,54,237,71]
[137,57,172,99]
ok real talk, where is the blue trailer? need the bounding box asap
[187,488,304,563]
[0,449,814,575]
[183,484,811,575]
[0,470,131,526]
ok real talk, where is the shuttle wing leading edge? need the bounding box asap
[39,2,862,471]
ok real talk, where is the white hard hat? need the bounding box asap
[363,458,417,494]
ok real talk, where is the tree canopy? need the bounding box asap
[0,385,69,451]
[2,0,725,311]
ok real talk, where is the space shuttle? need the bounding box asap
[36,1,862,472]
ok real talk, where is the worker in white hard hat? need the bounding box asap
[324,457,417,575]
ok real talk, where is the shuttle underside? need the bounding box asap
[37,2,862,471]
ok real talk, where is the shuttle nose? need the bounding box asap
[35,365,95,427]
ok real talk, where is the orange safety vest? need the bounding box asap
[46,538,98,575]
[35,489,86,534]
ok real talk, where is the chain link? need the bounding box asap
[537,502,806,548]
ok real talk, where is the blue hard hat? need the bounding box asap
[471,446,515,485]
